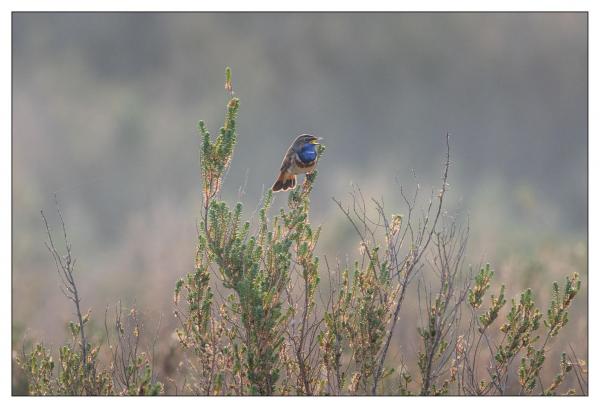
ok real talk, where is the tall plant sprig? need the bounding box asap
[175,68,325,395]
[175,68,240,394]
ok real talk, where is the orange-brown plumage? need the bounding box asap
[272,171,296,192]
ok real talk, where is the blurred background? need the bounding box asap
[12,13,587,393]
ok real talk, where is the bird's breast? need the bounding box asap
[290,154,317,175]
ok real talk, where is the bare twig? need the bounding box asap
[371,133,451,394]
[41,196,88,372]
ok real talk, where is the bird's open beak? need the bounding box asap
[311,137,323,145]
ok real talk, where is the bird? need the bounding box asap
[272,134,322,192]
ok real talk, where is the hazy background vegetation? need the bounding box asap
[12,12,587,392]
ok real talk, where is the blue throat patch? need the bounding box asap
[298,143,317,164]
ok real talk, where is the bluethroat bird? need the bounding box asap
[272,134,322,192]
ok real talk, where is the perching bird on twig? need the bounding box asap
[272,134,322,192]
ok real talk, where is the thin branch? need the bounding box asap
[41,198,88,373]
[371,133,451,394]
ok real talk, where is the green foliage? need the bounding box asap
[468,264,494,309]
[17,342,113,396]
[496,289,542,364]
[17,307,163,396]
[125,364,163,396]
[18,344,55,395]
[327,257,397,394]
[461,269,583,395]
[544,273,581,337]
[544,352,574,395]
[198,71,239,205]
[478,284,506,330]
[516,273,582,395]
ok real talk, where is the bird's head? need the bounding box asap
[292,134,322,151]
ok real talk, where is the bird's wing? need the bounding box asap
[280,147,296,173]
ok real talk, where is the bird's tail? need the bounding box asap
[272,172,296,192]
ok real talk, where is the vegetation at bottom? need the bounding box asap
[15,69,587,395]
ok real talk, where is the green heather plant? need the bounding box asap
[16,69,586,396]
[174,68,325,395]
